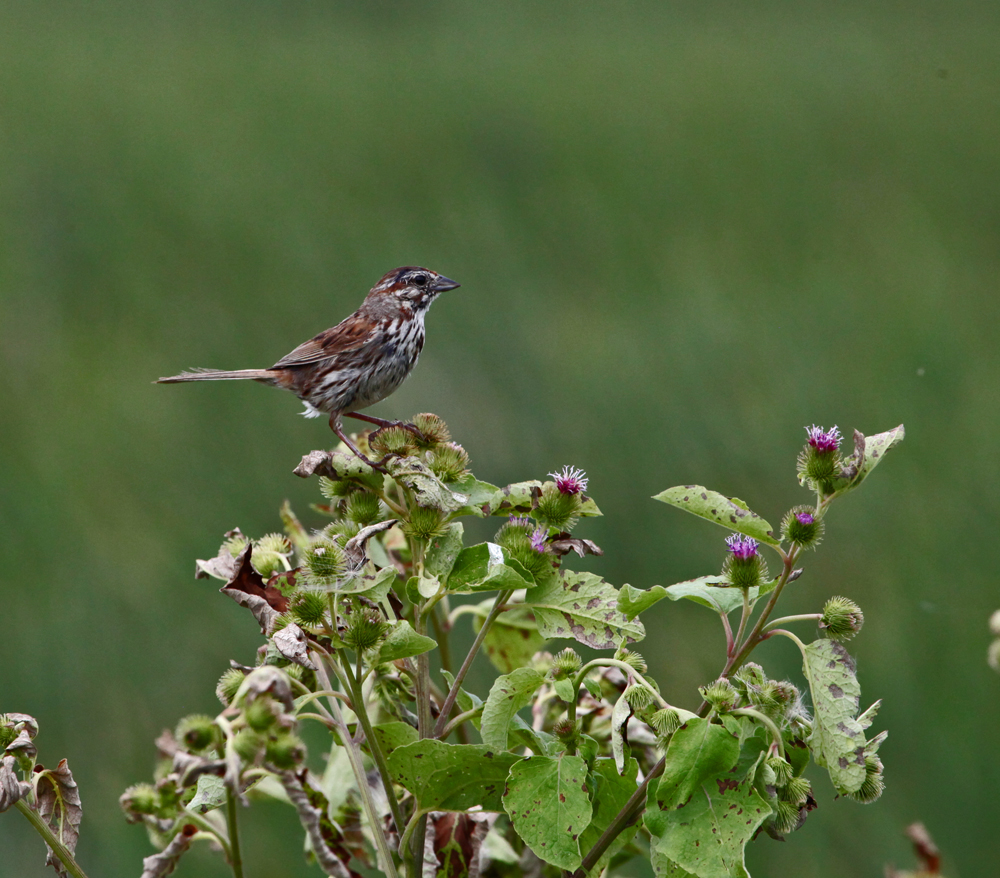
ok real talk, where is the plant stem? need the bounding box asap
[762,613,822,633]
[339,652,406,839]
[438,706,484,741]
[730,707,785,758]
[731,588,751,658]
[182,809,233,858]
[225,788,245,878]
[431,588,513,738]
[14,799,90,878]
[313,652,399,878]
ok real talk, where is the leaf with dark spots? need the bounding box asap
[652,485,779,546]
[267,568,300,596]
[219,544,289,635]
[35,758,83,876]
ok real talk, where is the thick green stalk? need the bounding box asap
[224,789,245,878]
[15,799,90,878]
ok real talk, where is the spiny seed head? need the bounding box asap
[402,505,447,541]
[319,475,354,500]
[0,721,17,751]
[781,506,825,549]
[549,465,589,495]
[303,536,347,585]
[174,715,218,752]
[412,413,452,447]
[266,732,305,770]
[252,550,285,580]
[369,426,417,456]
[344,608,388,652]
[529,527,548,554]
[699,678,739,713]
[553,718,581,742]
[120,783,160,819]
[244,697,279,732]
[722,535,768,590]
[847,756,885,804]
[820,596,864,641]
[257,533,291,555]
[224,533,249,556]
[771,798,803,836]
[324,519,361,540]
[798,425,843,492]
[767,755,794,787]
[535,484,582,530]
[232,729,266,764]
[553,648,583,676]
[216,668,245,706]
[651,708,682,737]
[497,515,533,543]
[614,648,648,673]
[344,491,382,525]
[782,775,813,806]
[290,591,329,628]
[733,662,766,690]
[623,684,654,710]
[429,442,470,481]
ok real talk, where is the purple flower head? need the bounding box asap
[549,465,589,496]
[725,533,760,561]
[530,527,549,554]
[805,425,842,454]
[508,514,532,529]
[795,511,815,526]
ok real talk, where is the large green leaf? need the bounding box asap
[527,571,644,649]
[424,522,465,580]
[653,486,779,546]
[618,576,755,619]
[480,667,546,750]
[579,758,640,877]
[446,542,534,593]
[445,474,501,517]
[645,719,770,878]
[370,721,419,756]
[376,621,437,663]
[828,425,905,495]
[386,740,519,812]
[801,639,868,794]
[503,754,592,871]
[477,604,546,673]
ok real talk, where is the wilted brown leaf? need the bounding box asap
[140,824,197,878]
[279,770,358,878]
[344,520,397,568]
[273,623,317,670]
[423,811,491,878]
[195,528,243,580]
[35,759,82,876]
[0,755,30,812]
[548,536,604,558]
[219,544,289,634]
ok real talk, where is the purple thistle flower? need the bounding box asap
[725,533,760,560]
[530,527,548,554]
[805,425,842,454]
[508,514,532,529]
[795,511,815,526]
[549,465,589,495]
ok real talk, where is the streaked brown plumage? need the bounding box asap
[158,266,459,467]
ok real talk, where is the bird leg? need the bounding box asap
[346,412,428,444]
[329,415,396,473]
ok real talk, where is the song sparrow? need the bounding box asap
[158,266,460,467]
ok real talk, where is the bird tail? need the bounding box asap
[157,368,276,384]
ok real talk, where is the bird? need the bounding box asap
[158,266,460,468]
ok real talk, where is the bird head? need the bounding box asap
[368,266,460,311]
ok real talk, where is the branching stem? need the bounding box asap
[14,799,90,878]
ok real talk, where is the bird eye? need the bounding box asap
[412,274,428,286]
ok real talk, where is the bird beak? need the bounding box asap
[432,276,461,292]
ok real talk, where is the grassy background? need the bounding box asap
[2,2,999,875]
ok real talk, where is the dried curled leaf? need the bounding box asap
[140,824,197,878]
[219,543,289,635]
[278,770,356,878]
[344,520,397,568]
[273,623,317,670]
[0,755,30,812]
[35,759,83,876]
[423,811,491,878]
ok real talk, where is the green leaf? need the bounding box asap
[829,425,906,495]
[424,522,465,580]
[377,621,437,663]
[645,719,770,878]
[553,678,577,703]
[370,722,419,756]
[579,758,640,876]
[527,571,644,649]
[653,486,779,546]
[481,667,546,750]
[446,475,500,517]
[801,639,868,794]
[446,542,533,593]
[187,774,227,814]
[610,694,632,775]
[336,563,398,598]
[486,480,542,516]
[503,754,592,871]
[478,605,547,674]
[386,740,519,812]
[386,456,467,513]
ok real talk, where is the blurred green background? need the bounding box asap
[2,1,998,875]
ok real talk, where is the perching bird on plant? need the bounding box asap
[158,266,460,467]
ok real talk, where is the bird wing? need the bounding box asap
[270,313,381,369]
